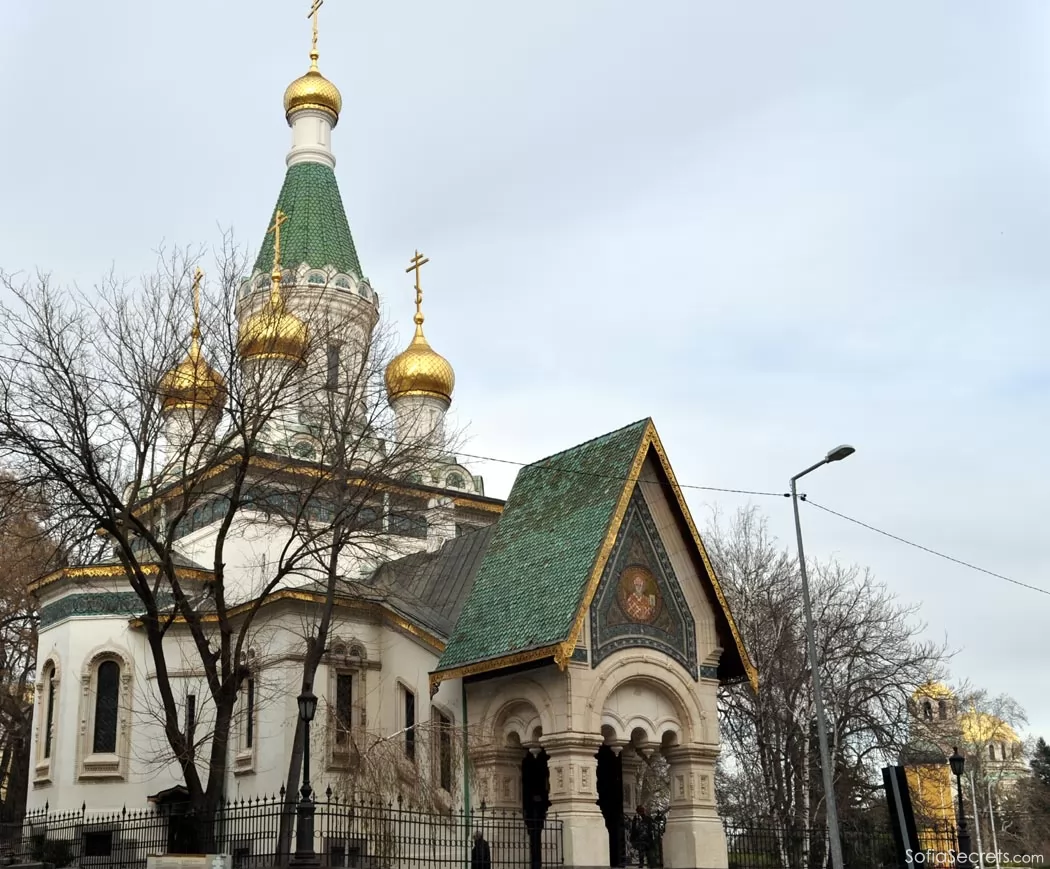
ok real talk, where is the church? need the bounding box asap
[24,10,755,869]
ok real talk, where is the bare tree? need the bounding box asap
[707,506,950,844]
[0,240,455,840]
[0,475,66,819]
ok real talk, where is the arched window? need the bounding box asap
[93,660,120,754]
[42,664,56,759]
[938,700,947,720]
[446,472,465,489]
[988,744,996,761]
[922,701,933,721]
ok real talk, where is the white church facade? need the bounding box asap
[24,14,756,869]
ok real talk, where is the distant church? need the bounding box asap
[902,682,1027,853]
[25,10,754,869]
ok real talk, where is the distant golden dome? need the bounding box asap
[385,320,455,404]
[960,711,1020,745]
[239,273,309,363]
[283,51,341,126]
[159,337,226,414]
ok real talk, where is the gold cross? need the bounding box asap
[268,210,289,271]
[405,250,429,322]
[406,250,429,291]
[191,267,204,339]
[308,0,323,55]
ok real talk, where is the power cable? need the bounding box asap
[801,497,1050,597]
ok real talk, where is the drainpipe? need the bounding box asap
[462,683,471,869]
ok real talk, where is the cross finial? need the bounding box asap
[268,210,289,274]
[308,0,323,67]
[405,250,429,327]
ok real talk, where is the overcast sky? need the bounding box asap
[3,2,1048,739]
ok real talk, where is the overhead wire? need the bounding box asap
[0,351,1044,595]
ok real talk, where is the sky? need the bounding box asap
[2,2,1048,738]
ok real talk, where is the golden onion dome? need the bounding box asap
[238,270,309,363]
[159,336,226,414]
[283,50,342,126]
[385,316,455,404]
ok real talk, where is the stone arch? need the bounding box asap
[481,678,555,748]
[585,651,707,744]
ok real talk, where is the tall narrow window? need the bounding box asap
[922,701,932,721]
[186,694,197,745]
[93,661,120,754]
[245,678,255,749]
[437,711,452,791]
[938,700,947,720]
[989,744,996,761]
[326,343,341,391]
[43,666,56,759]
[403,688,416,762]
[335,674,352,746]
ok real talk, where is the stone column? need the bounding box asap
[472,745,523,810]
[542,732,607,867]
[663,744,727,869]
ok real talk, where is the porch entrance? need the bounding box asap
[521,749,551,869]
[596,744,626,867]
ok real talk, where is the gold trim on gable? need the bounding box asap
[646,428,758,692]
[556,422,652,663]
[428,643,561,692]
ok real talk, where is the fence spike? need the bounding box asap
[325,784,332,800]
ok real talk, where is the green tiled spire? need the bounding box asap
[435,419,650,673]
[253,162,363,278]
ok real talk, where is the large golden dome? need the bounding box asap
[960,711,1020,746]
[239,271,309,363]
[385,318,455,404]
[283,50,341,126]
[159,336,226,414]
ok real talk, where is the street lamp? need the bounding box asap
[949,747,972,860]
[791,444,854,869]
[292,689,319,868]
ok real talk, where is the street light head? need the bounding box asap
[297,689,318,724]
[949,746,965,777]
[825,444,855,463]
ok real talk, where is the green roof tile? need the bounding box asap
[435,419,650,674]
[253,162,363,278]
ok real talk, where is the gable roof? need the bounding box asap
[430,419,756,691]
[370,524,495,640]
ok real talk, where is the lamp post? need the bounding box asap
[791,444,854,869]
[292,688,319,868]
[949,747,972,861]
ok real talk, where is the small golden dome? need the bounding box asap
[385,320,455,404]
[159,337,226,414]
[283,51,342,126]
[239,271,309,363]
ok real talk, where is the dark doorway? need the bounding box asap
[596,745,626,866]
[521,750,551,869]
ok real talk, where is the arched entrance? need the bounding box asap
[521,748,551,869]
[596,737,626,867]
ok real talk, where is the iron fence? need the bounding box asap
[724,820,959,869]
[0,791,563,868]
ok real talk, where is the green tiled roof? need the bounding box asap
[435,419,650,673]
[253,162,363,278]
